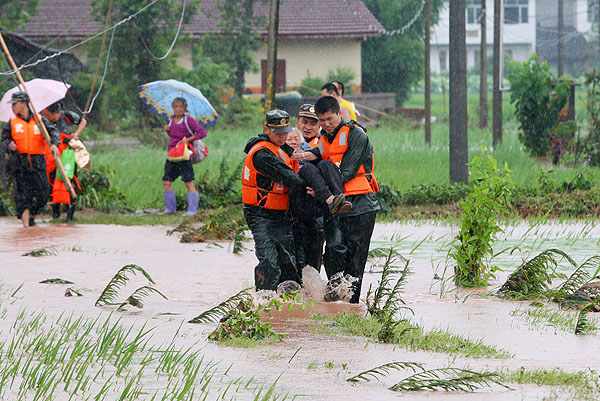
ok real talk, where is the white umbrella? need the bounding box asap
[0,78,71,122]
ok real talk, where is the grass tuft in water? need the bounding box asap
[95,264,156,307]
[22,246,58,257]
[389,368,510,392]
[347,361,425,383]
[312,312,512,359]
[39,278,74,285]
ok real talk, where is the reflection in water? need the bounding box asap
[0,218,598,400]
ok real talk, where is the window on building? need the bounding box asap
[439,49,447,72]
[505,0,528,24]
[466,0,482,25]
[588,0,599,23]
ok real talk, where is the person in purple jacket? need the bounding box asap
[162,97,207,215]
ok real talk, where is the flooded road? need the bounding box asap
[0,217,599,400]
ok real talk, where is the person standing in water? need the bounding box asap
[163,97,207,216]
[41,101,87,221]
[1,92,60,227]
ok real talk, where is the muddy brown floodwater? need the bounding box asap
[1,217,599,400]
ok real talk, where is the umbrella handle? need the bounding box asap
[0,32,77,199]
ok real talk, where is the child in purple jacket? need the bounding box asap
[162,97,207,215]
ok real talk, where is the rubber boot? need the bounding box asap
[184,191,198,216]
[51,204,61,219]
[163,191,176,214]
[66,204,76,222]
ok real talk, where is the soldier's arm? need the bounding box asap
[1,123,12,146]
[253,148,306,189]
[41,116,60,146]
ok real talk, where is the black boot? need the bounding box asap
[51,204,61,219]
[66,204,76,222]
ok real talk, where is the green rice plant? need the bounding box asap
[95,264,156,306]
[365,247,412,342]
[188,288,253,323]
[232,224,249,254]
[347,361,425,383]
[389,368,510,392]
[22,246,58,257]
[117,286,168,311]
[39,278,74,285]
[575,304,598,335]
[553,256,600,303]
[498,249,576,299]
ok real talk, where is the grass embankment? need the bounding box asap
[94,119,600,211]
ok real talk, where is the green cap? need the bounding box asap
[8,91,29,104]
[265,109,292,134]
[298,104,318,120]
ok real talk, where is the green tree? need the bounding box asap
[0,0,40,30]
[507,55,569,156]
[89,0,196,125]
[202,0,266,98]
[362,0,445,105]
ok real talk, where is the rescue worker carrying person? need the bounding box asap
[242,110,306,291]
[312,96,380,303]
[0,91,60,228]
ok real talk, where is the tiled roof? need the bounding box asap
[18,0,383,40]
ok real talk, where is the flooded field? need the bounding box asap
[1,217,599,400]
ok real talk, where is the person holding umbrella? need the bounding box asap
[162,97,206,215]
[1,91,60,227]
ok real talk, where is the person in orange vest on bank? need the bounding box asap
[310,96,380,304]
[41,101,87,221]
[0,91,60,228]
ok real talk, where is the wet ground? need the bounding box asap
[1,217,599,400]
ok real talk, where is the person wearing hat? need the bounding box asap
[1,91,60,227]
[313,95,380,304]
[242,109,348,290]
[41,101,87,221]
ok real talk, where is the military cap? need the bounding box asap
[298,104,318,120]
[265,109,292,134]
[8,91,29,104]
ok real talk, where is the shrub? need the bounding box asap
[507,55,569,156]
[298,76,324,97]
[450,148,514,287]
[77,165,127,212]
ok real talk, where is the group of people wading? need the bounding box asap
[242,94,379,304]
[1,91,86,227]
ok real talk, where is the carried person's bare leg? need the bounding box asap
[21,209,30,228]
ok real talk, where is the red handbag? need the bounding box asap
[167,142,193,162]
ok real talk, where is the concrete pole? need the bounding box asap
[425,0,431,145]
[264,0,280,111]
[493,0,503,146]
[449,0,469,183]
[479,0,488,128]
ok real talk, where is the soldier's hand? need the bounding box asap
[50,144,59,156]
[291,150,303,160]
[8,141,16,151]
[306,186,316,197]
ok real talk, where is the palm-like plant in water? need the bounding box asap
[95,264,156,306]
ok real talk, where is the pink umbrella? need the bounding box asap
[0,78,71,122]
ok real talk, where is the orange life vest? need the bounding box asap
[305,136,319,148]
[51,133,81,204]
[10,115,45,155]
[242,141,299,210]
[318,124,378,196]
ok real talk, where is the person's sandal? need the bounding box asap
[329,194,352,214]
[336,201,352,214]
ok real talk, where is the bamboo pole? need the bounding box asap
[0,31,77,198]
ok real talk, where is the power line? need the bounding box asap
[379,0,426,36]
[84,22,117,115]
[0,0,160,76]
[136,0,188,61]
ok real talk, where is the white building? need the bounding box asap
[430,0,536,74]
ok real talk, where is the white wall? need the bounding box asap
[430,0,536,73]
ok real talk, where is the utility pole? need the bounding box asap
[493,0,503,146]
[425,0,431,145]
[449,0,468,183]
[479,0,488,128]
[264,0,280,111]
[558,0,564,76]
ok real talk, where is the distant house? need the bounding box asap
[430,0,598,75]
[430,0,537,74]
[16,0,383,93]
